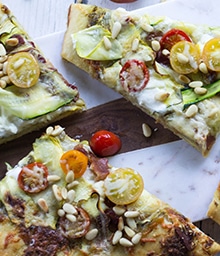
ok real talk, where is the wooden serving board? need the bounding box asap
[0,97,179,179]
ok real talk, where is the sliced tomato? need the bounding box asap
[202,38,220,72]
[7,51,40,88]
[58,207,90,239]
[17,162,49,193]
[89,130,121,157]
[60,150,88,178]
[170,41,200,74]
[160,28,192,51]
[119,59,149,92]
[104,168,144,205]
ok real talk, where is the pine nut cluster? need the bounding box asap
[0,38,19,88]
[112,205,142,247]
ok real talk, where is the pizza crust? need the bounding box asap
[207,183,220,225]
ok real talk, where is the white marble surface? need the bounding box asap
[2,0,220,223]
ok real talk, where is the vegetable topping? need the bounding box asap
[60,149,88,178]
[89,130,121,157]
[104,168,144,205]
[7,51,40,88]
[120,59,149,92]
[17,162,49,193]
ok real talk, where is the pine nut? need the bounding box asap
[63,203,77,215]
[151,40,160,52]
[154,91,170,102]
[103,36,112,50]
[51,125,64,136]
[47,174,61,183]
[57,209,65,217]
[85,228,98,240]
[199,62,208,74]
[0,79,7,88]
[124,210,139,218]
[126,217,137,230]
[189,81,203,88]
[194,87,207,95]
[61,187,68,200]
[142,123,152,138]
[113,205,126,215]
[124,226,135,237]
[141,23,154,33]
[119,237,133,247]
[131,233,142,244]
[112,21,122,39]
[67,180,79,190]
[46,126,53,135]
[12,58,24,70]
[162,49,170,56]
[118,216,124,231]
[5,37,19,47]
[177,53,189,64]
[178,74,191,84]
[37,198,49,213]
[132,38,139,52]
[0,44,6,56]
[52,184,63,201]
[66,214,77,223]
[185,104,198,118]
[65,170,75,184]
[112,230,122,245]
[67,190,76,203]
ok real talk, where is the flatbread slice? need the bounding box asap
[0,3,85,144]
[0,125,220,255]
[62,4,220,156]
[207,183,220,225]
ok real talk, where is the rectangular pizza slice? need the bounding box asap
[0,125,220,255]
[0,3,85,144]
[61,4,220,157]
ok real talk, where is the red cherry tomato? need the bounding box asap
[119,59,149,92]
[160,28,192,51]
[89,130,121,157]
[17,162,49,193]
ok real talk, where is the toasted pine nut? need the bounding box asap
[47,174,61,183]
[0,44,6,56]
[38,198,49,213]
[85,228,99,240]
[141,23,154,33]
[154,91,170,102]
[185,104,198,118]
[132,38,139,52]
[112,230,122,245]
[189,81,203,88]
[151,40,160,52]
[63,203,77,215]
[66,214,77,223]
[5,37,19,47]
[103,36,112,50]
[66,170,75,184]
[199,62,208,74]
[178,74,191,84]
[112,21,122,39]
[194,87,207,95]
[142,123,152,138]
[124,210,139,218]
[118,216,124,231]
[57,209,65,217]
[113,205,126,215]
[124,226,135,237]
[119,237,133,247]
[131,233,142,244]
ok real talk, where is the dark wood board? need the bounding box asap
[0,98,179,179]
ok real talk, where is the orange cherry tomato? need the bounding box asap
[89,130,121,157]
[7,51,40,88]
[119,59,149,92]
[170,41,200,74]
[17,162,49,194]
[202,38,220,72]
[160,28,192,51]
[60,149,88,178]
[104,168,144,205]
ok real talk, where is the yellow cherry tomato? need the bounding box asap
[104,168,144,205]
[170,41,200,74]
[202,38,220,72]
[60,150,88,179]
[7,52,40,88]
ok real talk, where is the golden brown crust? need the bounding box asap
[207,183,220,225]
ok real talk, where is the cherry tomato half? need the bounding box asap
[7,52,40,88]
[170,41,200,74]
[104,168,144,205]
[17,162,49,194]
[119,59,149,92]
[160,28,192,51]
[202,38,220,72]
[89,130,121,157]
[60,150,88,178]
